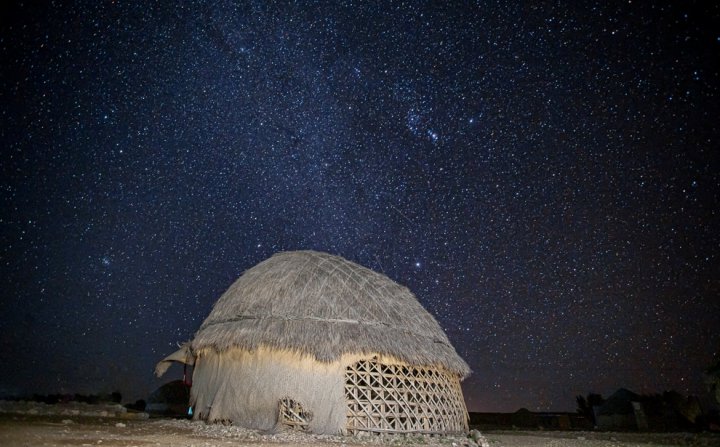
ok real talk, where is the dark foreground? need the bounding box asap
[0,414,718,447]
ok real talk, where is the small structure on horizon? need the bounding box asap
[594,388,702,431]
[156,250,470,435]
[145,379,190,417]
[594,388,641,430]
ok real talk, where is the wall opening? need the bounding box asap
[278,397,313,431]
[345,357,467,434]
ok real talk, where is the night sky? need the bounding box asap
[1,1,719,413]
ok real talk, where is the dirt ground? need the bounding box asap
[0,414,718,447]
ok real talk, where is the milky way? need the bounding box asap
[1,1,719,411]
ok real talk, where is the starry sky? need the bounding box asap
[1,1,719,413]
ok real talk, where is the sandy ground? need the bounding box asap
[0,415,719,447]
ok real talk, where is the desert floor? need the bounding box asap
[0,415,718,447]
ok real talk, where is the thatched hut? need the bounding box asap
[156,250,470,435]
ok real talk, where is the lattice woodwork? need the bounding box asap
[345,357,468,434]
[278,397,312,431]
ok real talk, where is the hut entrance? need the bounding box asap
[344,357,468,434]
[278,397,312,431]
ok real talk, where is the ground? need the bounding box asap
[0,415,719,447]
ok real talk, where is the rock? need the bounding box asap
[62,419,74,424]
[469,429,490,447]
[115,422,126,428]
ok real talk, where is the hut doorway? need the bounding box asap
[278,397,313,431]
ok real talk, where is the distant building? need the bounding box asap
[145,380,190,417]
[594,388,640,430]
[469,409,590,430]
[594,388,699,431]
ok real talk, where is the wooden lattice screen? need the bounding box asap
[345,357,468,434]
[278,397,312,431]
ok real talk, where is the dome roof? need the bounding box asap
[191,250,469,377]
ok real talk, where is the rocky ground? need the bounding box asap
[1,401,718,447]
[0,400,148,419]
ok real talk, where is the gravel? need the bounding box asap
[0,400,148,419]
[2,401,718,447]
[155,418,484,446]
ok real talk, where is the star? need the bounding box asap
[1,0,717,414]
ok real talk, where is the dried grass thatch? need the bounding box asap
[155,343,194,377]
[190,250,470,378]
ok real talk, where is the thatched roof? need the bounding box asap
[190,250,470,377]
